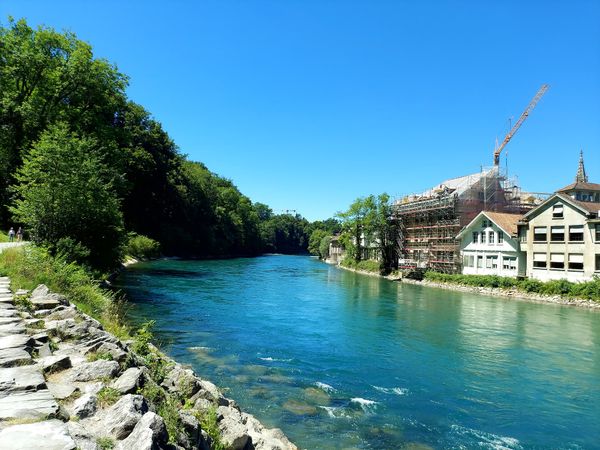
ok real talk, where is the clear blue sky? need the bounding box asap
[2,1,599,221]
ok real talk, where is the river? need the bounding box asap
[115,255,600,449]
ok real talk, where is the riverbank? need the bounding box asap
[0,278,297,449]
[334,262,600,309]
[0,246,297,449]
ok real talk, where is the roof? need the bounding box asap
[482,211,522,236]
[522,192,597,220]
[456,210,522,239]
[557,181,600,193]
[418,167,498,197]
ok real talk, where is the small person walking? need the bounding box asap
[16,227,23,242]
[8,227,15,242]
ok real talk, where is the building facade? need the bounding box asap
[519,153,600,282]
[458,211,525,277]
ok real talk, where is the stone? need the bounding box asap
[162,366,201,398]
[15,289,29,296]
[115,411,168,450]
[32,331,50,343]
[46,382,78,400]
[72,393,98,419]
[94,341,127,363]
[39,354,72,374]
[37,342,53,358]
[66,421,99,450]
[0,309,17,318]
[0,334,34,351]
[46,305,78,321]
[31,284,50,299]
[0,419,76,450]
[0,347,32,367]
[178,410,204,449]
[217,406,251,450]
[70,359,119,382]
[0,323,26,337]
[0,317,19,325]
[194,397,213,411]
[97,394,148,439]
[192,378,230,406]
[0,389,61,420]
[0,365,46,392]
[111,367,144,394]
[31,296,61,310]
[25,318,45,328]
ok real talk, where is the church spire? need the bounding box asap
[575,150,588,183]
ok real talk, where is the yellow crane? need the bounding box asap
[493,84,549,166]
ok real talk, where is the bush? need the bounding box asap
[423,271,600,301]
[124,234,161,260]
[340,257,382,274]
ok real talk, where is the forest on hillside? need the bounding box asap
[0,18,339,270]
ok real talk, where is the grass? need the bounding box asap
[340,257,382,274]
[0,246,130,339]
[87,351,114,362]
[97,387,121,408]
[96,437,115,450]
[194,406,226,450]
[424,271,600,301]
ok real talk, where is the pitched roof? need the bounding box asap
[557,181,600,192]
[483,211,522,236]
[522,192,597,220]
[456,210,522,239]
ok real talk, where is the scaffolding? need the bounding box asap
[392,167,534,274]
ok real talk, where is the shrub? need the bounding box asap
[97,387,121,408]
[124,233,161,260]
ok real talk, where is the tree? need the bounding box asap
[308,229,328,257]
[10,124,124,269]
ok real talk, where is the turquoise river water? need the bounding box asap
[115,255,600,449]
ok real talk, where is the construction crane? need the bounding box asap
[493,84,549,166]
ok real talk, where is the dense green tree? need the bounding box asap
[10,124,124,269]
[308,229,328,257]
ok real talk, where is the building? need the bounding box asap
[326,236,345,265]
[392,166,534,273]
[519,152,600,282]
[457,211,525,277]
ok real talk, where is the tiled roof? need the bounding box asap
[483,212,522,236]
[571,199,600,214]
[557,182,600,192]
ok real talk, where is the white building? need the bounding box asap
[518,152,600,282]
[457,211,525,277]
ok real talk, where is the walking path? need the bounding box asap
[0,277,75,449]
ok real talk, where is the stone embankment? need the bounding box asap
[0,277,297,450]
[402,278,600,309]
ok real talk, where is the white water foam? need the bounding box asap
[350,397,379,413]
[373,386,409,396]
[450,424,522,450]
[258,357,292,362]
[188,346,213,351]
[319,406,351,419]
[314,382,336,393]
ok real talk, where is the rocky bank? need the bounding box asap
[0,277,297,450]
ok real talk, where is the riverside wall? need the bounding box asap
[0,278,297,450]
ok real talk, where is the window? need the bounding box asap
[486,255,498,269]
[477,255,483,268]
[552,204,564,218]
[534,227,547,242]
[503,256,517,270]
[596,225,600,243]
[489,231,495,244]
[469,255,474,267]
[533,253,547,269]
[550,253,565,270]
[551,226,565,242]
[463,255,470,267]
[482,220,488,228]
[569,225,584,242]
[568,254,584,271]
[481,232,486,244]
[596,254,600,272]
[498,232,504,244]
[472,232,478,244]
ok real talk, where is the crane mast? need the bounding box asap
[493,84,549,166]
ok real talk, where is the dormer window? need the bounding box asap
[552,204,564,219]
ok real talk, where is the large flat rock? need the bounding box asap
[0,347,32,368]
[0,365,46,392]
[31,297,61,310]
[0,323,26,337]
[0,334,34,351]
[46,382,77,400]
[0,389,60,420]
[0,420,76,450]
[0,309,17,318]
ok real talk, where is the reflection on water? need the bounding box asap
[117,256,600,449]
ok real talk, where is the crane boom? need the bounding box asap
[493,84,549,166]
